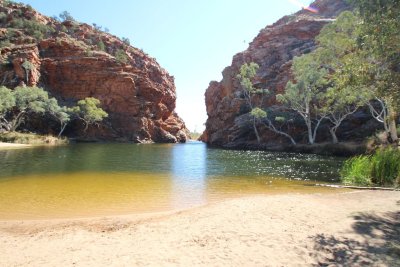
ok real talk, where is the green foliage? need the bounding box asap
[45,97,70,136]
[14,86,49,114]
[9,18,54,40]
[115,49,128,64]
[275,116,286,123]
[72,97,108,132]
[0,86,15,114]
[237,62,259,96]
[278,53,329,144]
[341,147,400,187]
[250,107,267,119]
[340,155,372,186]
[97,40,105,51]
[22,60,34,71]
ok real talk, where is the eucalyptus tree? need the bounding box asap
[350,0,400,142]
[236,62,265,143]
[314,11,366,143]
[70,97,108,132]
[0,86,15,131]
[277,53,328,145]
[236,63,296,144]
[11,86,49,131]
[45,98,70,137]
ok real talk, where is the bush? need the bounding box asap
[340,147,400,187]
[9,18,54,40]
[115,49,128,64]
[97,41,105,51]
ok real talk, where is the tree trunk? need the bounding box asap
[306,120,314,145]
[329,127,339,144]
[263,121,296,145]
[253,117,261,144]
[10,111,25,132]
[388,107,398,143]
[58,123,67,137]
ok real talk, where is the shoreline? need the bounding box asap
[0,142,32,149]
[1,191,399,266]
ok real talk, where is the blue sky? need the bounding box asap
[18,0,305,132]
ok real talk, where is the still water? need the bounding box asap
[0,142,345,219]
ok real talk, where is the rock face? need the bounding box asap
[202,0,380,148]
[0,2,189,142]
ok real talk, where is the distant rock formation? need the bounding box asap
[202,0,380,149]
[0,2,189,142]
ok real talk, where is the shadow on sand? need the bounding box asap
[313,203,400,266]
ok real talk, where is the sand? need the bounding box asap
[0,142,31,149]
[0,190,399,266]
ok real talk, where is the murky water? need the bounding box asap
[0,142,345,219]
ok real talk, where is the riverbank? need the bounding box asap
[0,191,399,266]
[0,142,32,149]
[0,132,68,148]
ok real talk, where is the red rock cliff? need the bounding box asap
[0,2,189,142]
[202,0,359,147]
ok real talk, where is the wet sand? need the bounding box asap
[0,190,399,266]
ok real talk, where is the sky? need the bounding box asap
[17,0,305,132]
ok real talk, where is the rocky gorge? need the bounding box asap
[0,1,189,143]
[201,0,381,154]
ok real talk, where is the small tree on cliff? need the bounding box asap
[70,97,108,132]
[21,60,34,84]
[237,63,296,145]
[237,63,266,143]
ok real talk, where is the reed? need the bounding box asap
[340,147,400,187]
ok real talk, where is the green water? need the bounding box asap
[0,142,345,219]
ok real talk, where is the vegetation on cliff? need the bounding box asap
[231,3,399,152]
[0,0,189,143]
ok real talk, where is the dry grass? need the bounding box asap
[0,131,68,145]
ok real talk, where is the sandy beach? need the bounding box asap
[0,190,399,266]
[0,142,31,149]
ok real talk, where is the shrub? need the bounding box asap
[97,40,105,51]
[115,49,128,64]
[340,147,400,187]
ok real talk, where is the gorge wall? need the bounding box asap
[0,1,189,143]
[202,0,380,150]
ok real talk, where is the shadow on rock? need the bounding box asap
[312,210,400,266]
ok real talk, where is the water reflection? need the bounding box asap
[171,142,207,209]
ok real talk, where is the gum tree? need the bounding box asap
[0,86,15,131]
[277,53,328,145]
[70,97,108,132]
[11,86,49,131]
[237,63,296,145]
